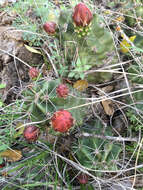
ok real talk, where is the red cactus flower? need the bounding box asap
[56,84,69,98]
[23,126,40,142]
[72,3,93,27]
[43,21,57,35]
[51,110,74,133]
[77,173,89,184]
[29,67,39,79]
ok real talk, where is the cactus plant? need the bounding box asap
[23,125,40,142]
[56,84,69,98]
[72,119,121,173]
[77,173,89,185]
[43,21,57,35]
[124,3,143,27]
[29,67,39,80]
[51,109,74,133]
[72,3,93,27]
[48,3,118,82]
[21,79,86,125]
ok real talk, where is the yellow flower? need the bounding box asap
[120,35,136,53]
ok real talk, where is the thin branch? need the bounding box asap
[42,48,59,78]
[76,132,138,142]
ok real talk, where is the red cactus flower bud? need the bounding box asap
[56,84,69,98]
[72,3,93,27]
[77,173,89,184]
[0,163,5,168]
[51,110,74,133]
[23,126,40,142]
[29,67,39,79]
[43,21,57,35]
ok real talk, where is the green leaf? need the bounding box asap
[84,65,92,70]
[80,73,85,79]
[0,101,3,107]
[76,57,82,67]
[77,67,83,72]
[0,157,3,164]
[0,144,8,152]
[0,83,6,89]
[131,46,143,53]
[68,72,75,78]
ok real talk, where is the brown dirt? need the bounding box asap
[0,12,43,102]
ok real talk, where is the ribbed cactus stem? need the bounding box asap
[35,102,47,115]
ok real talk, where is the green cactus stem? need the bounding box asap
[72,120,121,173]
[22,79,86,124]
